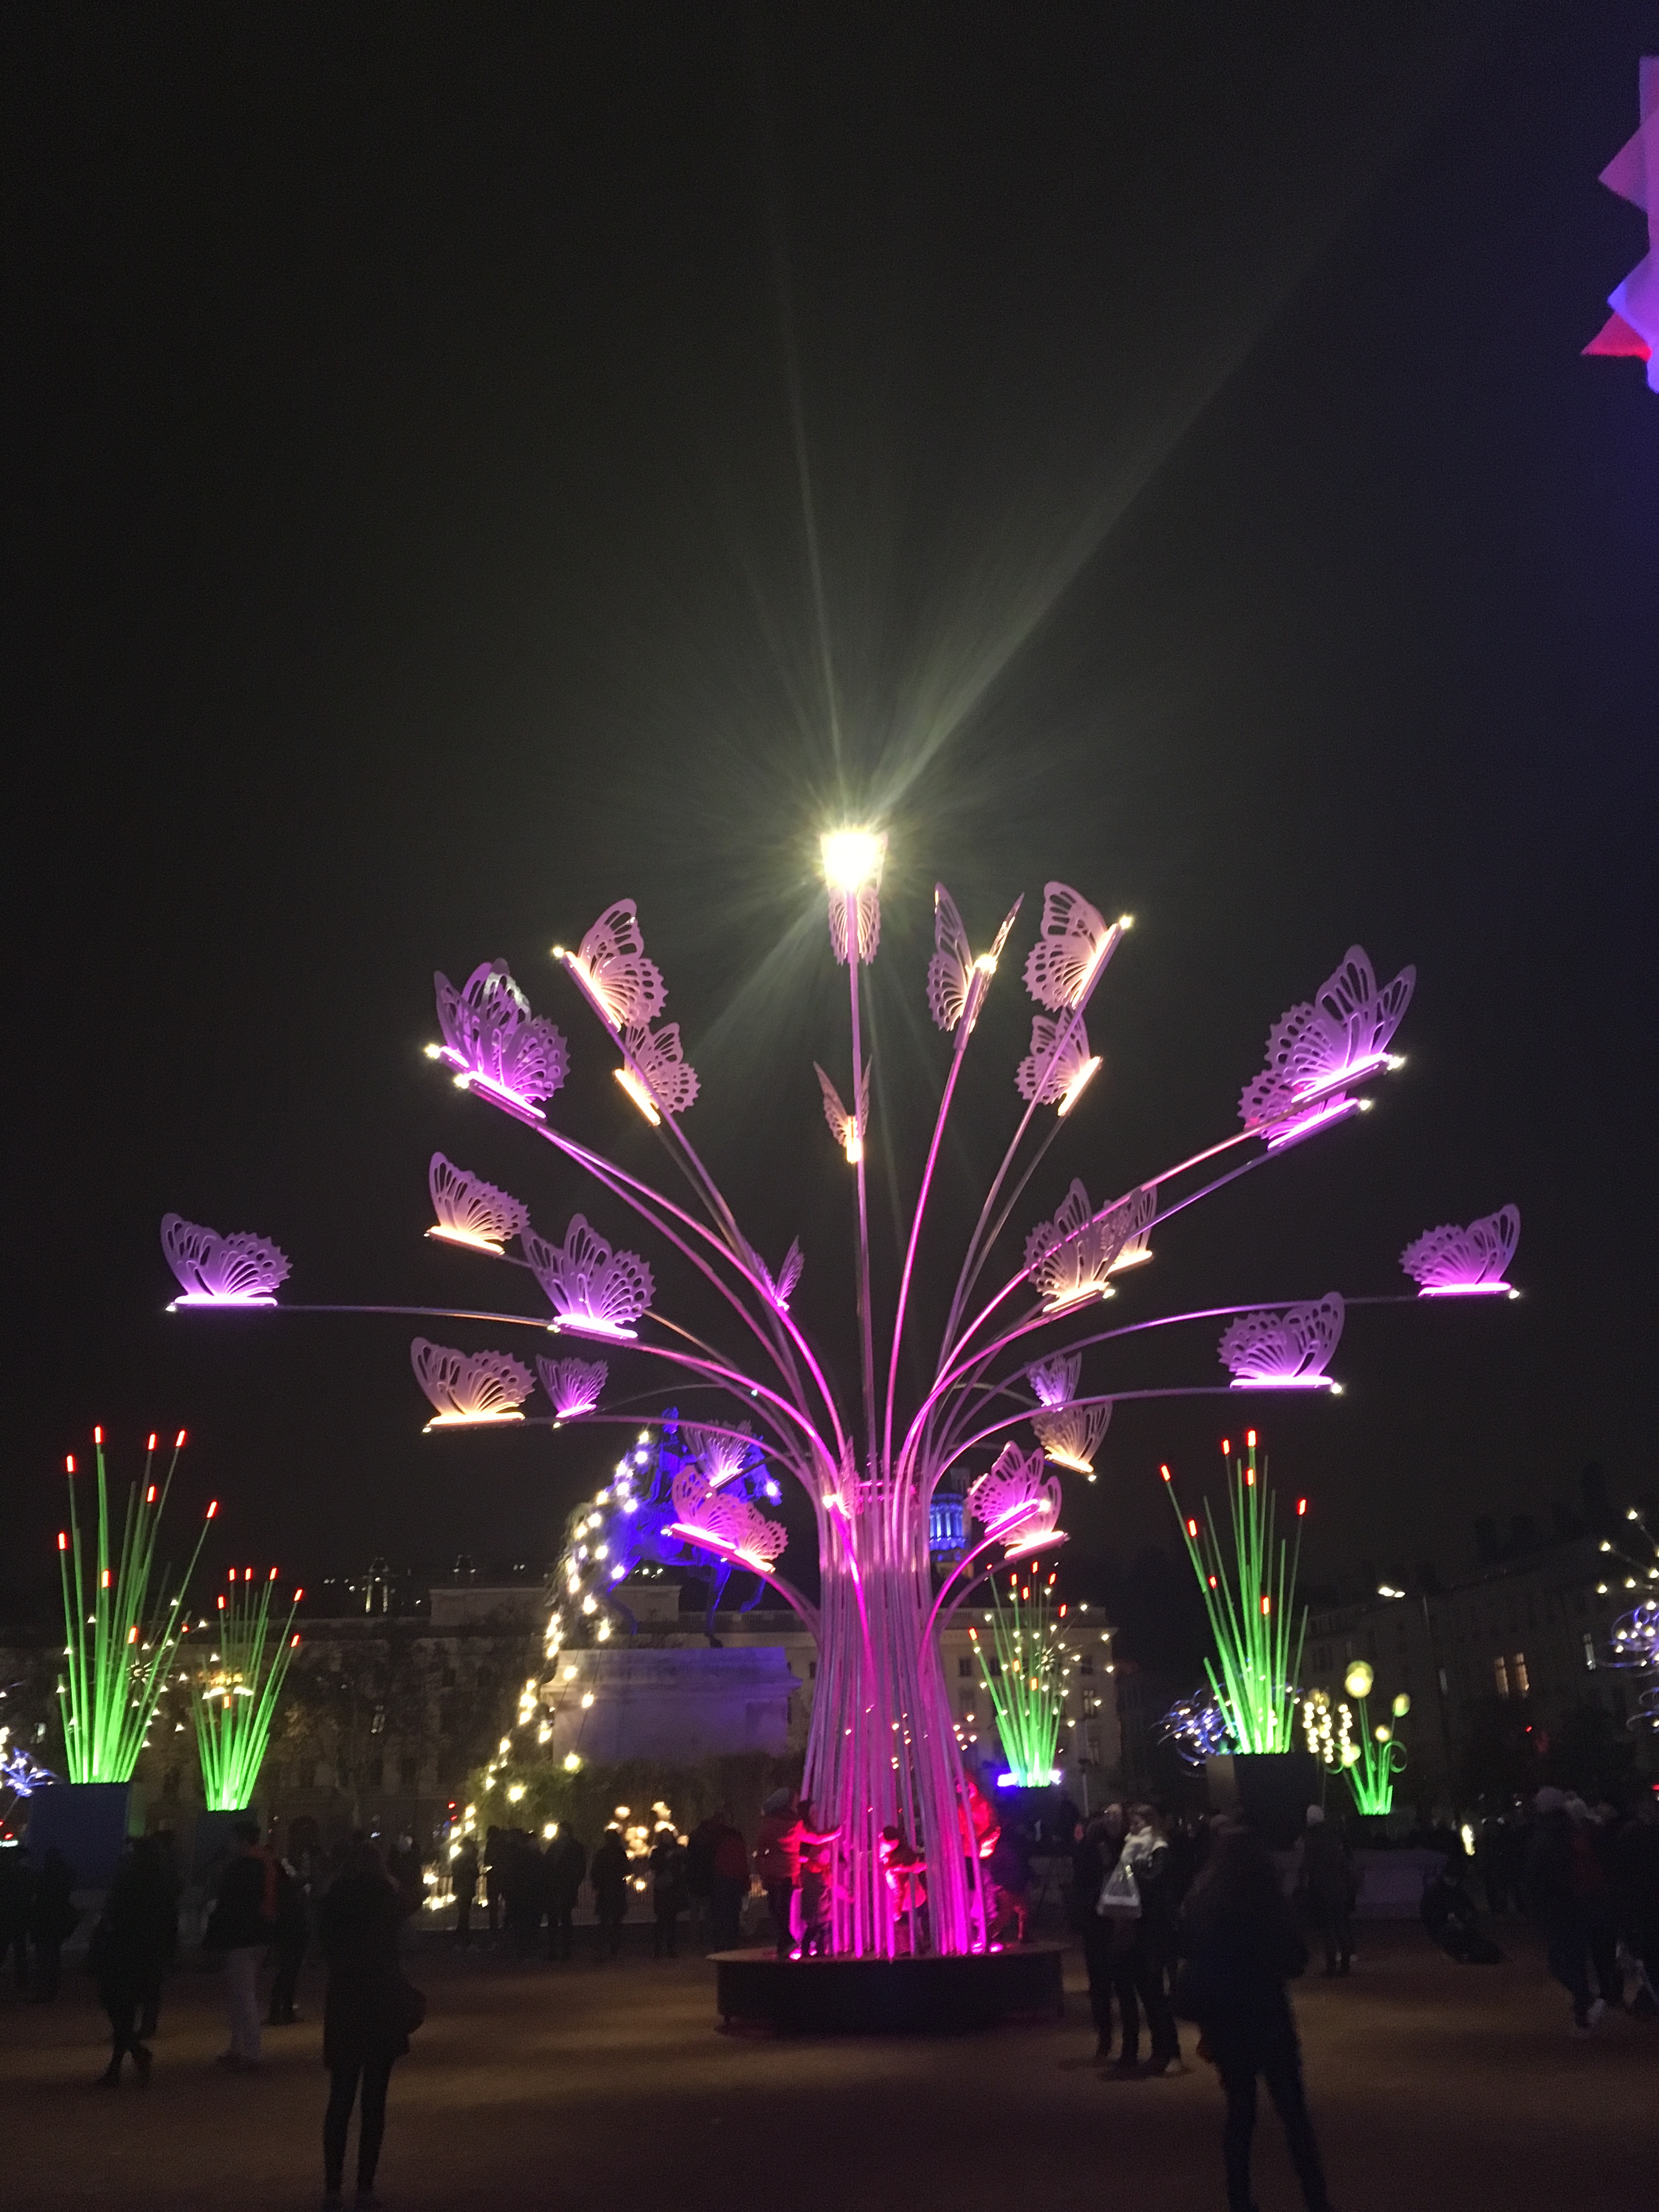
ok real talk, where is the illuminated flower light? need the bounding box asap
[426,1153,529,1255]
[814,1058,869,1166]
[1400,1205,1520,1299]
[967,1443,1066,1559]
[410,1338,533,1429]
[927,885,1023,1036]
[1239,945,1414,1147]
[1023,883,1121,1012]
[1024,1181,1154,1312]
[822,829,887,964]
[1220,1295,1345,1391]
[431,960,569,1121]
[1016,1013,1100,1116]
[192,1567,302,1810]
[667,1458,787,1574]
[556,900,667,1034]
[523,1217,653,1340]
[616,1020,699,1124]
[160,1215,290,1308]
[536,1355,607,1420]
[1582,58,1658,391]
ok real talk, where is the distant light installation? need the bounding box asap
[1338,1663,1410,1816]
[970,1568,1075,1787]
[171,841,1512,1957]
[1400,1205,1521,1299]
[55,1429,213,1785]
[1163,1434,1307,1755]
[1583,57,1657,390]
[192,1568,303,1811]
[1159,1688,1235,1769]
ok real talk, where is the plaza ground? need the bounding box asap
[0,1921,1651,2211]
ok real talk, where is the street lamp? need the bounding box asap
[1378,1582,1455,1803]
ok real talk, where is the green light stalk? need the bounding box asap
[56,1430,214,1786]
[193,1568,302,1812]
[970,1564,1072,1785]
[1163,1432,1306,1756]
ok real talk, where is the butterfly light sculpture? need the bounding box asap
[524,1217,653,1340]
[1583,57,1657,391]
[175,839,1510,1961]
[161,1216,291,1307]
[410,1338,534,1429]
[1400,1205,1520,1298]
[1219,1296,1345,1391]
[427,1154,529,1255]
[1239,946,1414,1147]
[536,1355,608,1420]
[431,960,569,1120]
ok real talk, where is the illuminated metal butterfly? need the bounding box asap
[1023,884,1118,1012]
[616,1021,699,1122]
[814,1059,870,1165]
[560,900,667,1033]
[1015,1013,1099,1113]
[926,886,1023,1035]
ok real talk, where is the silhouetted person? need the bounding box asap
[483,1826,503,1942]
[989,1820,1034,1947]
[1297,1806,1355,1977]
[268,1854,309,2024]
[1421,1868,1503,1963]
[543,1829,585,1960]
[1073,1810,1121,2060]
[1526,1787,1600,2033]
[589,1830,630,1959]
[708,1811,749,1950]
[1178,1822,1334,2212]
[320,1841,419,2210]
[754,1788,804,1959]
[88,1840,175,2085]
[501,1830,544,1958]
[1115,1805,1180,2074]
[29,1847,76,2002]
[685,1815,718,1945]
[450,1839,479,1949]
[0,1846,35,1993]
[650,1827,687,1957]
[204,1819,273,2068]
[137,1831,180,2037]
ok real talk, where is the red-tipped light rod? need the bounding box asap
[1160,1464,1172,1483]
[1246,1429,1256,1448]
[1221,1438,1229,1457]
[58,1531,68,1551]
[175,1431,187,1448]
[1297,1497,1308,1517]
[146,1434,157,1452]
[94,1426,103,1445]
[206,1500,218,1519]
[145,1485,156,1504]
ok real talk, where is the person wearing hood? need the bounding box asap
[88,1839,176,2087]
[1296,1806,1356,1978]
[319,1841,421,2210]
[1525,1786,1603,2035]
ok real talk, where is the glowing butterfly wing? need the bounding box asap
[815,1062,852,1149]
[927,885,973,1032]
[574,900,667,1031]
[625,1022,699,1116]
[1016,1014,1093,1105]
[771,1237,804,1306]
[1023,884,1112,1011]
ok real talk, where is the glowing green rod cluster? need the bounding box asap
[57,1429,215,1786]
[1338,1661,1409,1815]
[193,1567,303,1812]
[969,1566,1072,1785]
[1163,1431,1307,1756]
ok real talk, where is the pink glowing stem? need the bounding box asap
[883,1026,970,1482]
[845,888,879,1478]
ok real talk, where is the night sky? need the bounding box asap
[6,7,1656,1618]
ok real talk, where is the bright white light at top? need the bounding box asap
[820,827,884,891]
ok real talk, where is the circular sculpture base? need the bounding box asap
[711,1943,1065,2034]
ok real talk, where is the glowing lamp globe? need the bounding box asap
[1392,1691,1411,1718]
[820,827,885,890]
[1374,1724,1392,1743]
[1345,1661,1374,1699]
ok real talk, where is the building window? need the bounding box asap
[1583,1631,1597,1671]
[1493,1656,1509,1698]
[808,1660,817,1679]
[370,1705,386,1736]
[399,1754,420,1789]
[1513,1653,1530,1697]
[366,1757,383,1789]
[1078,1656,1095,1677]
[958,1657,974,1679]
[299,1760,318,1788]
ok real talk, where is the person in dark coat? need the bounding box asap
[1177,1822,1334,2212]
[501,1830,544,1959]
[29,1846,77,2002]
[708,1812,749,1951]
[1115,1805,1181,2074]
[1420,1868,1504,1963]
[685,1815,718,1946]
[1296,1806,1355,1977]
[202,1820,274,2068]
[319,1841,416,2210]
[1073,1810,1121,2059]
[88,1839,176,2085]
[589,1830,631,1959]
[0,1844,35,1993]
[137,1831,181,2037]
[543,1828,586,1960]
[450,1839,479,1949]
[650,1827,689,1959]
[1525,1787,1599,2032]
[268,1855,309,2024]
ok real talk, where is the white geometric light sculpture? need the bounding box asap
[410,1338,534,1429]
[1400,1206,1520,1298]
[1220,1295,1345,1391]
[161,1216,291,1308]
